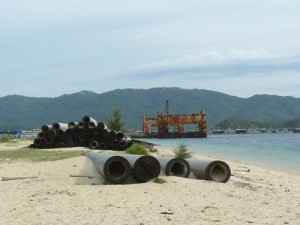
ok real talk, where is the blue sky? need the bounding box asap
[1,0,300,98]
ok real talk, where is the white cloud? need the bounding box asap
[1,1,300,98]
[133,49,300,76]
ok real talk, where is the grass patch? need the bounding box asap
[0,134,14,143]
[125,143,149,155]
[0,148,85,162]
[153,178,167,184]
[174,143,192,159]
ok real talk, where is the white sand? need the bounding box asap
[0,141,300,225]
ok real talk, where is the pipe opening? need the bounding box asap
[88,122,96,129]
[79,135,86,142]
[82,116,90,123]
[99,142,107,150]
[45,137,53,144]
[77,122,85,129]
[170,162,187,177]
[52,123,60,130]
[41,125,49,132]
[89,141,98,149]
[38,132,46,140]
[119,139,127,147]
[68,122,77,129]
[108,161,127,178]
[210,164,228,182]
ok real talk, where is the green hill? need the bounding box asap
[0,87,300,131]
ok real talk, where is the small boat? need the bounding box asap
[235,129,247,134]
[212,129,225,134]
[293,128,300,133]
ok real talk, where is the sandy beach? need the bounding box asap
[1,140,300,225]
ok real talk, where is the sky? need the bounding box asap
[1,0,300,98]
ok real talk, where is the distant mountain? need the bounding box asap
[1,87,300,131]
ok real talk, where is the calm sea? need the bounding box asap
[137,133,300,173]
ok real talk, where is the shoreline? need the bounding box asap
[1,141,300,224]
[136,137,300,174]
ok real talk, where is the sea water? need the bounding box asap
[137,133,300,173]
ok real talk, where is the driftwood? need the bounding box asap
[1,176,38,181]
[234,169,251,172]
[160,212,174,215]
[70,175,94,179]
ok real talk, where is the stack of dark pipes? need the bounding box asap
[33,116,133,150]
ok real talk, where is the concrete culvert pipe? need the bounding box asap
[77,122,85,129]
[82,116,97,125]
[38,132,46,140]
[114,154,161,183]
[99,142,107,150]
[33,138,42,147]
[97,122,107,130]
[84,152,131,184]
[52,123,68,131]
[156,157,190,178]
[88,122,97,129]
[187,159,231,183]
[68,121,78,129]
[56,129,65,138]
[41,125,51,132]
[47,128,56,138]
[45,137,53,145]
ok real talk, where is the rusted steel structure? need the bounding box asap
[143,111,207,138]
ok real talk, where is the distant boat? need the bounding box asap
[235,129,247,134]
[293,128,300,133]
[212,129,225,134]
[260,128,267,133]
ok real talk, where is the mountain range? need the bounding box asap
[1,87,300,131]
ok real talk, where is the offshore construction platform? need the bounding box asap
[143,101,207,138]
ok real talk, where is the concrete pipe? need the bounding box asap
[119,154,161,183]
[33,138,42,147]
[84,152,131,184]
[88,122,97,129]
[97,122,107,130]
[52,123,68,131]
[46,128,56,138]
[118,138,127,148]
[38,132,46,140]
[187,159,231,183]
[77,122,85,129]
[99,142,107,150]
[41,125,51,132]
[116,131,125,139]
[45,137,53,145]
[156,157,190,178]
[82,116,97,125]
[68,121,78,129]
[56,129,65,138]
[101,128,109,138]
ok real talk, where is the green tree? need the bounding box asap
[106,107,125,131]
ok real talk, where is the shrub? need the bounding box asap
[125,143,149,155]
[0,134,14,143]
[174,143,192,158]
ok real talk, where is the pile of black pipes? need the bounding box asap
[32,116,133,150]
